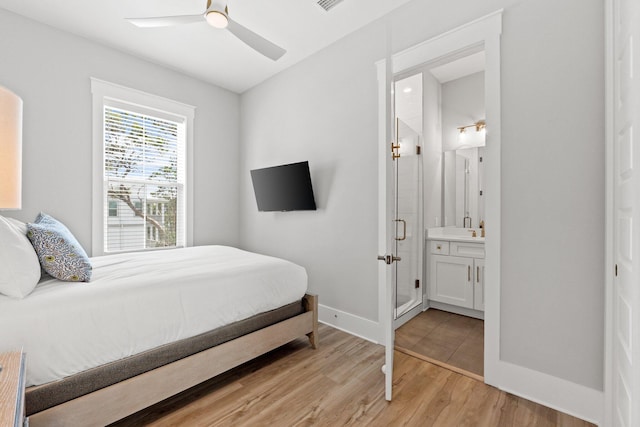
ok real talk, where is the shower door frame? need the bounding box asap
[392,112,424,328]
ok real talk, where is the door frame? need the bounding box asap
[603,1,614,423]
[376,9,503,385]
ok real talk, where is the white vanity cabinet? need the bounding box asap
[427,239,485,315]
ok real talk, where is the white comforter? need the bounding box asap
[0,246,307,387]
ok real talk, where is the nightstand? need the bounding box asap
[0,352,26,427]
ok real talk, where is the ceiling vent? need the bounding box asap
[316,0,344,12]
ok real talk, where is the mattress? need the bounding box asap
[26,301,305,415]
[0,246,307,388]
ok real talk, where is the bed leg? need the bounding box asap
[303,293,319,349]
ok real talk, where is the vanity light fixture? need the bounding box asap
[457,120,486,134]
[0,86,23,210]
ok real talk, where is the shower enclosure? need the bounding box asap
[393,74,423,324]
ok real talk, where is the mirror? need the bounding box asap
[437,61,486,229]
[443,146,485,228]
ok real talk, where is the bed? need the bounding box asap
[0,245,318,427]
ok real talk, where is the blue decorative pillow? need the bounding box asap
[26,213,92,282]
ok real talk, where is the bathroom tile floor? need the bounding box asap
[395,309,484,379]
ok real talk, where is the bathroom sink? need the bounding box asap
[426,227,485,243]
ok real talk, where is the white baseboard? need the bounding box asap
[318,304,381,344]
[491,360,603,426]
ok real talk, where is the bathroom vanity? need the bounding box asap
[426,228,485,319]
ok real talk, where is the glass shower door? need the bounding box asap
[393,72,423,323]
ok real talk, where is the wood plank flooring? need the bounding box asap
[396,309,484,378]
[110,324,593,427]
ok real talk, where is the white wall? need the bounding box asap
[239,25,382,320]
[0,9,241,252]
[239,0,605,395]
[500,0,604,391]
[423,71,442,229]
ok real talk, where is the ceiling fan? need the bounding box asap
[126,0,286,61]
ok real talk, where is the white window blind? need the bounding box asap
[103,105,186,253]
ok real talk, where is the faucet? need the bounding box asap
[463,216,472,228]
[468,229,477,238]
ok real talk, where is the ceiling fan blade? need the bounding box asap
[127,15,204,28]
[227,18,286,61]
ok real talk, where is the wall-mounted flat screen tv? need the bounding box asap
[250,161,317,212]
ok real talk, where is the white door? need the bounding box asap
[377,58,397,402]
[611,0,640,425]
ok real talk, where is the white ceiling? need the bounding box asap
[0,0,413,93]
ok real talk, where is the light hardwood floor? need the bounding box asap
[111,324,593,427]
[396,309,484,379]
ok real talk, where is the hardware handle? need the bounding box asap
[477,266,480,283]
[377,255,402,265]
[394,219,407,241]
[468,265,471,282]
[392,117,401,160]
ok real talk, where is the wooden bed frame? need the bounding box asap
[27,293,318,427]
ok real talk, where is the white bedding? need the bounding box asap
[0,246,307,387]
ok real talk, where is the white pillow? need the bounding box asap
[0,216,41,298]
[5,216,27,235]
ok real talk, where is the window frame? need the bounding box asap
[108,200,118,217]
[91,78,195,256]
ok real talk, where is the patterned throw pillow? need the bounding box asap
[27,213,92,282]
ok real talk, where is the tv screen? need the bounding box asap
[250,161,317,212]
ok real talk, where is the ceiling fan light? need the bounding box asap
[205,10,228,29]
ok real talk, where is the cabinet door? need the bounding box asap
[474,259,485,311]
[429,255,474,308]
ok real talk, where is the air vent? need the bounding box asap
[316,0,344,12]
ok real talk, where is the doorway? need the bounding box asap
[393,50,487,380]
[377,11,503,401]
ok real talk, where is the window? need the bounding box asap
[92,79,194,255]
[108,200,118,217]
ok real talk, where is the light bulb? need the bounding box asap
[206,11,229,29]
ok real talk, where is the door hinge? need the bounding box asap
[391,142,400,160]
[416,145,421,155]
[415,279,420,289]
[479,156,483,162]
[615,264,618,277]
